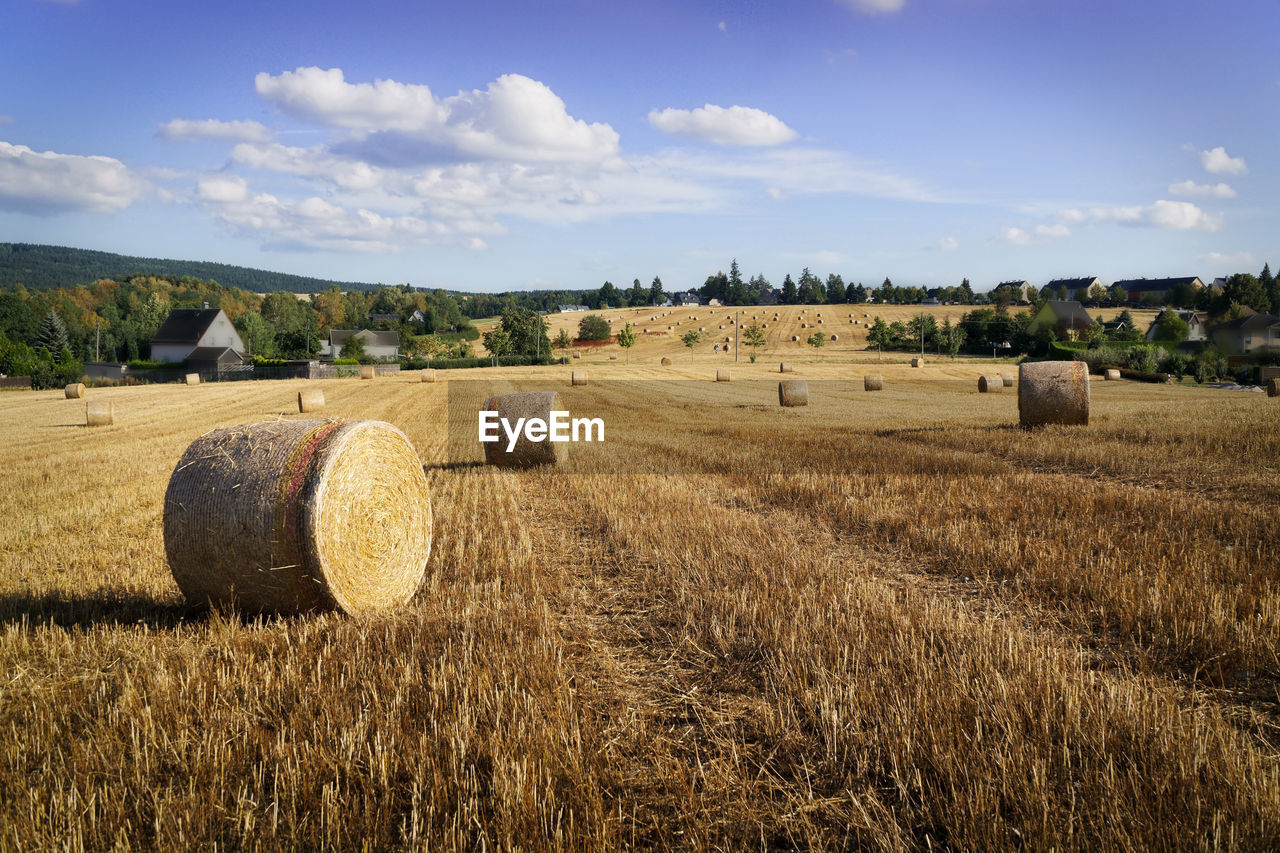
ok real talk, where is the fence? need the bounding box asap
[0,377,32,390]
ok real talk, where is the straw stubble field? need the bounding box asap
[0,362,1277,851]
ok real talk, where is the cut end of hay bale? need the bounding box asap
[911,357,924,368]
[864,374,883,391]
[64,383,85,399]
[1002,373,1014,387]
[978,374,1003,393]
[1268,377,1280,397]
[716,369,731,382]
[185,373,200,386]
[164,419,432,616]
[1104,368,1121,381]
[481,392,568,468]
[779,379,808,407]
[420,369,437,383]
[1019,361,1090,427]
[829,334,838,342]
[571,370,588,386]
[779,363,793,373]
[298,388,325,413]
[85,400,113,426]
[791,335,800,342]
[660,357,672,366]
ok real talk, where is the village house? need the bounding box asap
[1112,276,1203,305]
[323,329,400,360]
[1145,310,1208,343]
[1208,313,1280,355]
[1046,277,1102,302]
[150,306,247,365]
[1027,300,1095,340]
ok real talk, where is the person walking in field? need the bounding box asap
[713,343,720,353]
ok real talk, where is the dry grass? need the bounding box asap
[0,366,1276,851]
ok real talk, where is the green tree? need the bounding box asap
[649,276,665,306]
[339,334,367,361]
[616,323,637,363]
[806,331,826,349]
[680,329,702,357]
[598,281,620,308]
[742,324,766,363]
[628,278,647,306]
[36,310,69,356]
[235,310,277,358]
[482,327,512,360]
[866,317,891,358]
[577,314,612,341]
[1107,284,1128,307]
[781,274,797,304]
[938,317,965,358]
[1150,308,1190,344]
[499,310,551,358]
[553,328,572,350]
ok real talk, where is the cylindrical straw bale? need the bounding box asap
[163,419,432,615]
[481,392,568,468]
[420,369,437,382]
[64,383,86,399]
[780,363,793,373]
[864,374,884,391]
[359,365,375,379]
[571,370,588,386]
[1268,378,1279,397]
[661,357,672,366]
[1104,368,1121,380]
[779,379,808,407]
[911,357,924,367]
[572,352,581,359]
[830,334,838,342]
[86,400,113,426]
[609,354,618,360]
[1019,361,1090,427]
[298,388,325,412]
[185,373,200,386]
[978,374,1003,393]
[716,369,731,382]
[791,335,800,342]
[1002,373,1014,387]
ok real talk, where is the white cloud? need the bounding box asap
[1199,146,1247,176]
[718,21,727,32]
[838,0,906,13]
[255,67,444,132]
[0,141,146,214]
[159,118,273,143]
[999,226,1031,246]
[1068,200,1222,231]
[937,236,958,250]
[1198,251,1255,267]
[1168,179,1236,199]
[648,104,797,147]
[231,142,388,191]
[766,186,788,200]
[1035,224,1070,238]
[196,174,250,203]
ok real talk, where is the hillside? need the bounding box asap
[0,242,382,293]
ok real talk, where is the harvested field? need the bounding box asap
[0,364,1276,851]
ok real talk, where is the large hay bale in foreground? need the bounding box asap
[1002,373,1014,387]
[779,363,793,373]
[661,357,672,366]
[298,388,324,412]
[64,383,85,399]
[185,373,200,386]
[978,374,1003,393]
[420,369,437,383]
[1019,361,1090,427]
[911,357,924,367]
[1104,368,1121,381]
[778,379,808,407]
[864,374,883,391]
[86,400,113,426]
[164,419,432,615]
[571,370,588,386]
[481,391,568,468]
[358,365,375,380]
[1268,378,1280,397]
[716,369,731,382]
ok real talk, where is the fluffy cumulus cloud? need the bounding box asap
[158,119,273,143]
[838,0,906,13]
[1198,251,1255,267]
[1168,179,1236,199]
[1199,146,1247,176]
[1084,200,1222,231]
[255,67,444,132]
[999,226,1031,246]
[1035,223,1070,238]
[0,141,146,213]
[648,104,797,147]
[230,142,388,191]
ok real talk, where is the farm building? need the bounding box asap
[324,329,400,360]
[150,308,246,363]
[1027,300,1095,340]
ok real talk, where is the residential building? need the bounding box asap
[1145,311,1208,343]
[1112,277,1203,305]
[1027,300,1095,340]
[556,304,589,313]
[1046,277,1102,302]
[324,329,400,360]
[1209,314,1280,355]
[150,307,246,362]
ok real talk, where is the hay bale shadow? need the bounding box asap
[0,590,199,629]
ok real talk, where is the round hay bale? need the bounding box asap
[724,336,732,343]
[978,374,1003,393]
[761,323,768,328]
[778,379,808,407]
[64,383,86,399]
[481,392,568,468]
[359,365,375,380]
[1019,361,1090,427]
[1104,368,1121,381]
[85,400,113,426]
[716,369,731,382]
[1267,377,1280,397]
[571,370,588,386]
[719,324,725,329]
[830,334,838,342]
[608,354,618,360]
[699,327,705,332]
[1002,373,1015,387]
[864,374,883,391]
[164,419,431,615]
[572,352,581,359]
[791,335,800,342]
[864,313,870,318]
[420,369,437,382]
[800,323,808,328]
[911,357,924,367]
[817,319,824,325]
[661,357,672,366]
[185,373,200,386]
[298,388,325,412]
[779,363,793,373]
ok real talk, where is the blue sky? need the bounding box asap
[1,0,1275,293]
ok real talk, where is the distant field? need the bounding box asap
[475,303,1160,359]
[0,366,1276,850]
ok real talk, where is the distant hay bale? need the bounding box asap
[791,335,800,342]
[716,369,731,382]
[864,313,870,318]
[719,324,725,329]
[661,357,672,366]
[978,374,1003,393]
[1104,368,1121,380]
[724,336,732,343]
[163,419,431,615]
[864,374,883,391]
[359,365,375,379]
[829,334,838,341]
[911,357,924,367]
[1002,373,1014,387]
[800,323,808,328]
[420,369,437,383]
[572,370,588,385]
[298,388,325,412]
[761,323,768,328]
[572,352,581,359]
[817,319,824,325]
[1019,361,1090,427]
[481,391,568,468]
[778,379,808,407]
[609,354,618,360]
[780,363,793,373]
[185,373,200,386]
[85,400,113,426]
[64,383,85,399]
[1268,378,1279,397]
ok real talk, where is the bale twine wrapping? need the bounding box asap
[359,365,375,380]
[421,369,437,383]
[571,370,588,386]
[1104,368,1121,381]
[864,374,883,391]
[163,419,432,615]
[86,400,113,426]
[911,357,924,367]
[1019,361,1090,427]
[185,373,200,386]
[481,392,568,468]
[716,369,731,382]
[779,379,808,407]
[779,363,793,373]
[64,383,86,399]
[1002,373,1015,387]
[661,357,672,366]
[1268,378,1279,397]
[978,374,1003,393]
[298,388,325,412]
